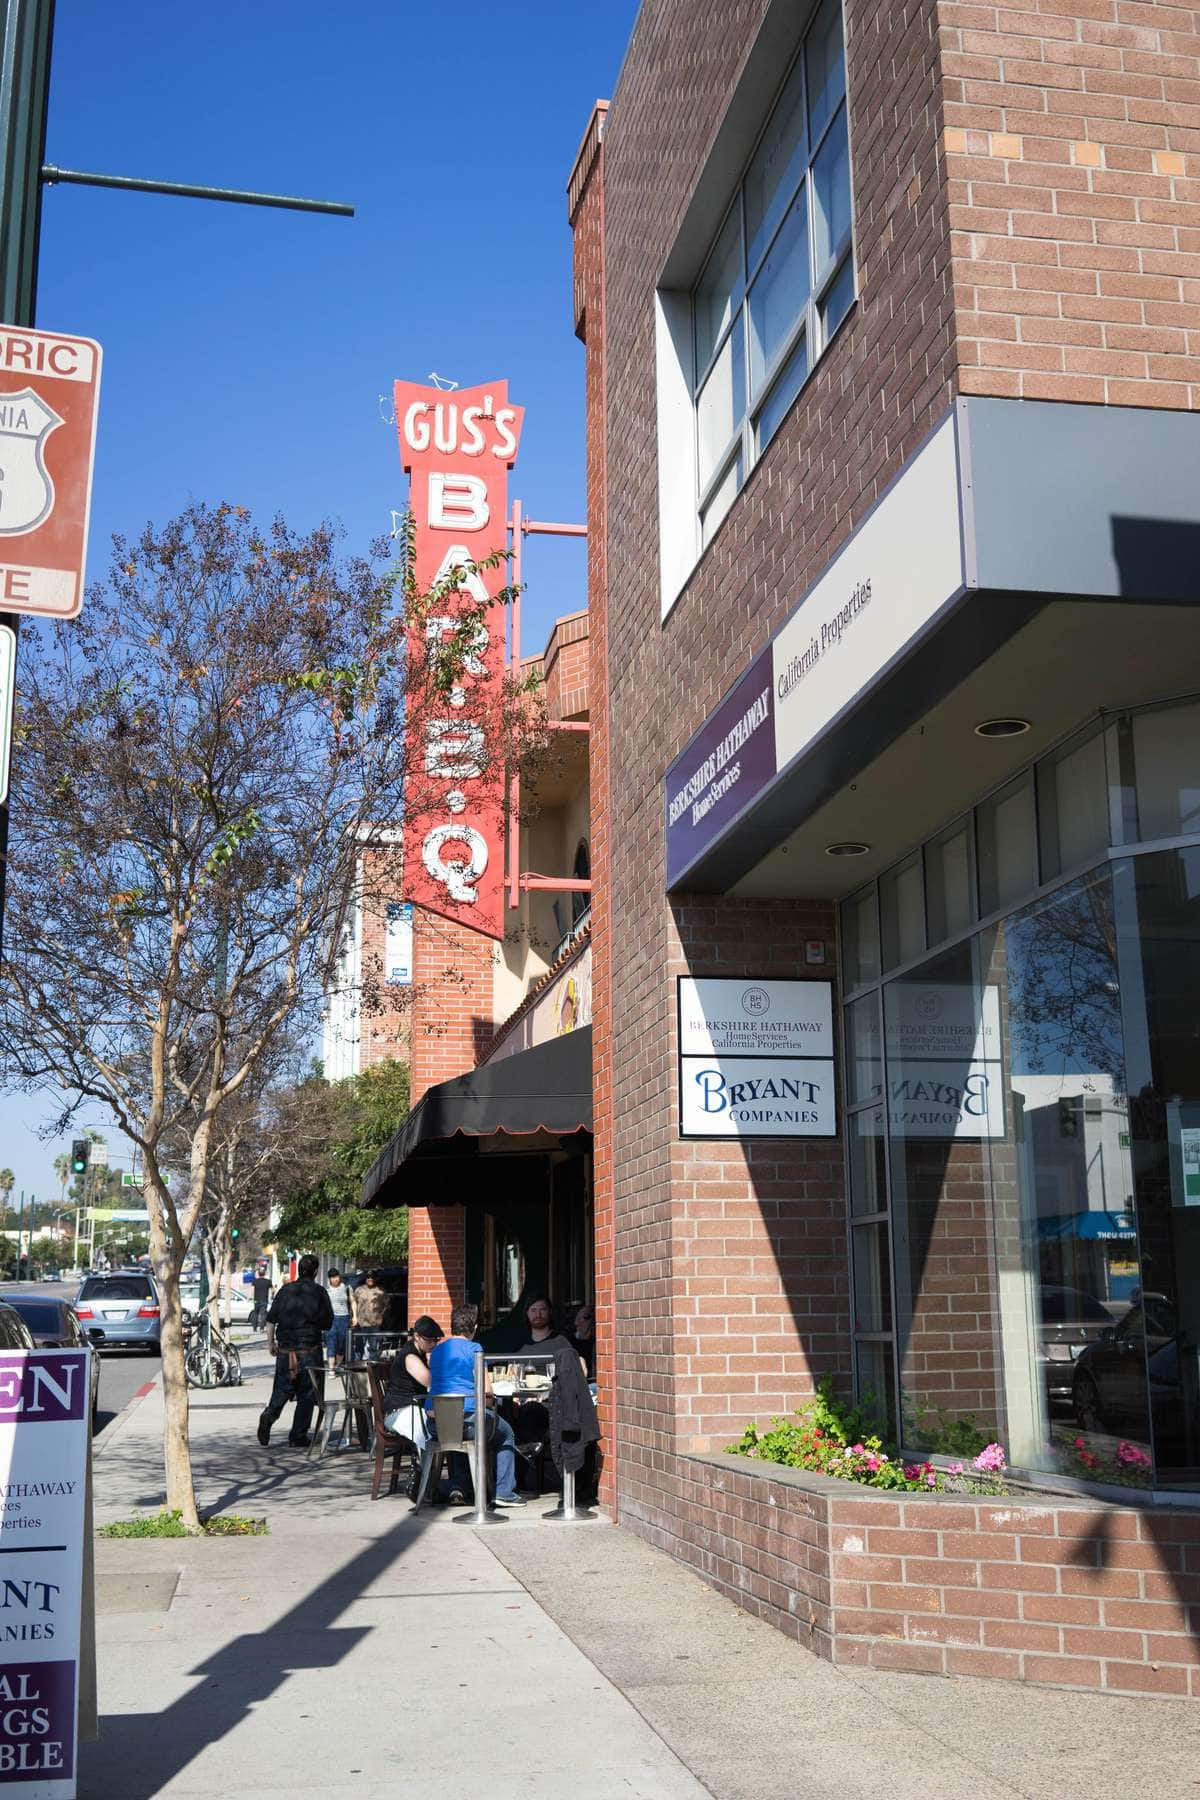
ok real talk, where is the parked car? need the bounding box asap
[74,1270,161,1354]
[0,1302,35,1351]
[180,1284,254,1325]
[1072,1293,1177,1440]
[3,1296,103,1426]
[1039,1284,1119,1406]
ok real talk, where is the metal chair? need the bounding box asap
[412,1396,486,1512]
[366,1364,422,1501]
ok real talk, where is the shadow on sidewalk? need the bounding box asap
[81,1513,435,1797]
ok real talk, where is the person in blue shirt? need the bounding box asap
[427,1301,523,1507]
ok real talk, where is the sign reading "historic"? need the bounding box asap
[0,329,102,620]
[677,977,836,1138]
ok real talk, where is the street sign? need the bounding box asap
[0,328,102,619]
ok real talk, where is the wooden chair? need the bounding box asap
[365,1364,421,1501]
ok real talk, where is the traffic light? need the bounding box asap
[230,1226,240,1242]
[70,1139,90,1175]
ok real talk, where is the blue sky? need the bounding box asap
[0,0,637,1201]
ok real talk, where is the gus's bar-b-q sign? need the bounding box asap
[0,1351,90,1797]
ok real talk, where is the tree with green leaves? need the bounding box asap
[270,1059,411,1264]
[0,502,532,1529]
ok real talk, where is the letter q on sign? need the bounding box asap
[423,824,489,904]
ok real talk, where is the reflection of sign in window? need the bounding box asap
[385,902,413,986]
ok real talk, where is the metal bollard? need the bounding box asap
[458,1345,501,1526]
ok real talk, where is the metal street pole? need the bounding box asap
[13,1188,22,1276]
[0,0,55,954]
[0,0,351,958]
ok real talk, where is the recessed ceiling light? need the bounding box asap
[825,841,870,857]
[974,717,1031,739]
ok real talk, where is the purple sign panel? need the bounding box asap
[0,1660,75,1781]
[665,645,775,887]
[0,1356,86,1424]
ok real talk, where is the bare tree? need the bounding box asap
[0,501,530,1527]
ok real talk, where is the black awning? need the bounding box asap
[362,1026,592,1209]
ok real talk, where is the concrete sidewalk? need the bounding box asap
[88,1345,1200,1799]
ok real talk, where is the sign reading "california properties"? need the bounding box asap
[665,415,965,886]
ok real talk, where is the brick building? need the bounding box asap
[570,0,1200,1697]
[363,603,595,1342]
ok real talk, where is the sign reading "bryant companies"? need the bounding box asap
[665,415,965,887]
[677,977,835,1138]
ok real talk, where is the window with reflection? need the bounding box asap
[691,0,854,541]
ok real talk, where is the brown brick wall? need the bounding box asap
[404,908,492,1322]
[663,1456,1200,1695]
[942,0,1200,406]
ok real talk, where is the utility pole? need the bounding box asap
[0,0,350,954]
[0,0,54,942]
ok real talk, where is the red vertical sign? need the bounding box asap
[394,379,523,940]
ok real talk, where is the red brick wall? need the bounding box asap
[535,609,590,721]
[576,0,957,1524]
[404,907,492,1322]
[671,1456,1200,1698]
[943,0,1200,406]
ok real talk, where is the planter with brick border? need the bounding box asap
[657,1451,1200,1699]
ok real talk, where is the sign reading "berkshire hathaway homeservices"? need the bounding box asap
[677,977,836,1138]
[0,1350,90,1797]
[665,415,965,887]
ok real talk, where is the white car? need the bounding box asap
[180,1284,255,1324]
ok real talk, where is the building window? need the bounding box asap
[692,0,854,547]
[839,691,1200,1493]
[572,838,591,925]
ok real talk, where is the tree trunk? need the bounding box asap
[147,1209,201,1532]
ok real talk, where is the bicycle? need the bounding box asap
[183,1310,243,1388]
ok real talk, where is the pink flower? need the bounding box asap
[972,1442,1006,1475]
[947,1462,964,1476]
[903,1464,921,1479]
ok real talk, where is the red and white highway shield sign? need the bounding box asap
[0,327,102,619]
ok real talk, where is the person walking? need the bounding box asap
[324,1268,351,1366]
[257,1254,333,1448]
[250,1268,272,1331]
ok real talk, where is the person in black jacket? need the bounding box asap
[257,1255,333,1448]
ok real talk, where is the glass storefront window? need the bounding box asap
[991,868,1146,1477]
[841,886,880,991]
[1113,848,1200,1487]
[845,993,882,1105]
[978,772,1038,916]
[880,853,924,971]
[848,1104,887,1215]
[925,817,973,944]
[1132,701,1200,842]
[1038,725,1109,879]
[842,695,1200,1490]
[885,940,1003,1452]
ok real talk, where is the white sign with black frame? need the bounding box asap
[677,977,836,1139]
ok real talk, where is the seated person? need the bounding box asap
[383,1316,442,1451]
[571,1302,596,1383]
[426,1302,524,1508]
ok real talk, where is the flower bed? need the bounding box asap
[730,1381,1007,1495]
